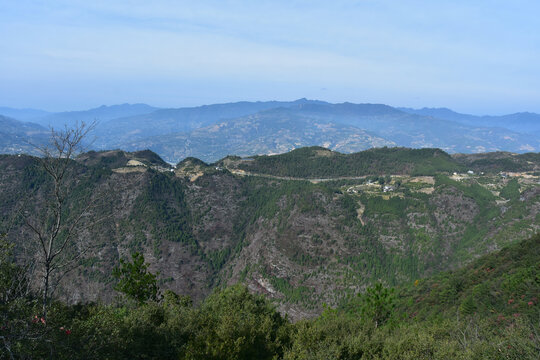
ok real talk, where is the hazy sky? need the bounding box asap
[1,0,539,114]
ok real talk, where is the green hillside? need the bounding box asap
[1,145,539,359]
[1,147,539,318]
[397,234,540,322]
[226,147,540,179]
[292,234,540,360]
[232,146,461,178]
[2,234,538,359]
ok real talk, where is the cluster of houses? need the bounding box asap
[346,183,395,194]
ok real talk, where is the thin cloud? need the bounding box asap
[0,0,538,113]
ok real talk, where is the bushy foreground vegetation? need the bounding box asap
[2,235,538,359]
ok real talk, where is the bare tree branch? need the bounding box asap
[21,120,104,319]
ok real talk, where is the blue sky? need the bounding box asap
[1,0,539,114]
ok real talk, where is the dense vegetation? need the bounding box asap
[2,234,538,359]
[1,148,539,317]
[2,109,539,358]
[454,152,540,174]
[234,146,461,178]
[229,147,540,178]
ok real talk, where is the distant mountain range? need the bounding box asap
[399,107,540,134]
[91,99,320,149]
[118,107,395,162]
[0,115,49,154]
[0,107,51,121]
[1,100,539,162]
[36,103,159,129]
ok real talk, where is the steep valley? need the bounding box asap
[1,147,539,319]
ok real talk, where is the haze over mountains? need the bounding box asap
[2,99,539,163]
[399,107,540,134]
[0,115,49,154]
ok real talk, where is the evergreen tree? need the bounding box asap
[360,282,396,328]
[113,252,160,303]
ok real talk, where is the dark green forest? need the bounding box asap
[2,234,538,359]
[235,147,460,177]
[232,146,540,178]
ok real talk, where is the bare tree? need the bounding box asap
[23,121,101,319]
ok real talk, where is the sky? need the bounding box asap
[1,0,539,114]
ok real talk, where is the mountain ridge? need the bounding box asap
[399,106,540,134]
[117,107,396,163]
[2,146,539,319]
[2,99,540,162]
[0,106,51,121]
[0,114,49,154]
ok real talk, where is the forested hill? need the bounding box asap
[225,146,540,178]
[1,147,539,320]
[3,232,538,358]
[394,233,540,322]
